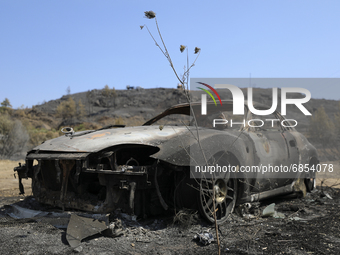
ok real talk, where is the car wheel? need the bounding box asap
[197,166,237,224]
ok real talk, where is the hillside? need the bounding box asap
[1,87,340,160]
[35,88,188,125]
[34,87,340,131]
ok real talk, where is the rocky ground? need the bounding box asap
[0,185,340,255]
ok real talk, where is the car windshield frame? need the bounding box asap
[143,101,248,130]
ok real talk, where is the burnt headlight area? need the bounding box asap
[85,145,159,174]
[25,157,106,211]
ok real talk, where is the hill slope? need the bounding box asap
[1,87,340,160]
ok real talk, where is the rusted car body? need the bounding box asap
[15,101,318,223]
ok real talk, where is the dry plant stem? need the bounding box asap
[143,25,167,58]
[154,17,184,86]
[155,17,170,61]
[185,48,189,89]
[182,67,221,255]
[182,78,220,255]
[183,89,208,165]
[212,180,221,255]
[144,14,220,254]
[143,23,184,86]
[183,51,200,79]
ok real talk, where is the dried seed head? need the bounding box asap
[194,47,201,54]
[180,45,186,53]
[140,25,144,30]
[144,11,156,19]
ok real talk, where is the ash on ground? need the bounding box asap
[1,186,340,255]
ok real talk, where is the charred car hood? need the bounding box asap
[30,125,247,166]
[32,126,189,153]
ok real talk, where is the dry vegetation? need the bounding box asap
[0,90,149,159]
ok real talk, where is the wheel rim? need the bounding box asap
[199,176,236,224]
[214,179,227,203]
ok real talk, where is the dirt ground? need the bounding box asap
[0,160,32,197]
[1,160,340,255]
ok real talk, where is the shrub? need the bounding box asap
[77,99,86,119]
[56,97,76,119]
[0,98,13,115]
[0,114,29,158]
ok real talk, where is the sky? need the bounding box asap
[0,0,340,109]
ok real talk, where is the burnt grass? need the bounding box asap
[1,186,340,255]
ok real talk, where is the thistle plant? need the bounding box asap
[141,11,201,92]
[141,11,222,255]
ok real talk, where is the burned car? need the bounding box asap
[15,101,318,224]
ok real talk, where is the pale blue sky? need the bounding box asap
[1,1,339,108]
